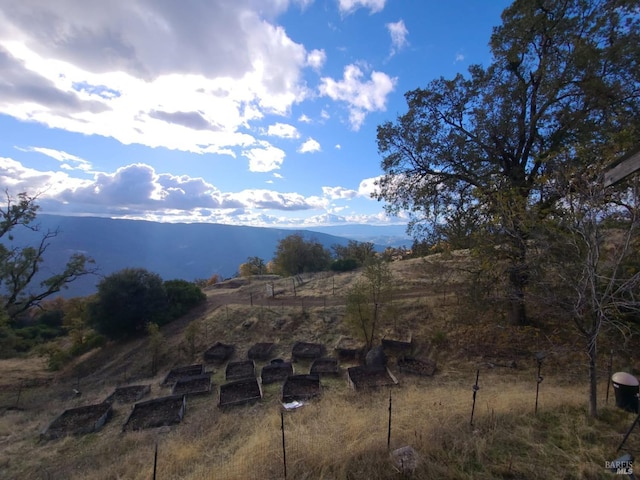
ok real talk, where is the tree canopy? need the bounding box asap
[271,234,331,276]
[345,257,395,350]
[89,268,168,338]
[239,256,267,277]
[0,191,96,321]
[375,0,640,325]
[89,269,206,339]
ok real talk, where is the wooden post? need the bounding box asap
[387,390,392,450]
[535,360,543,415]
[470,369,480,426]
[153,442,158,480]
[606,349,613,405]
[281,411,287,480]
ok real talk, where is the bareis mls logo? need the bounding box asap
[605,458,633,475]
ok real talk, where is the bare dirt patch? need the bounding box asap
[43,402,112,439]
[219,378,262,407]
[123,395,186,431]
[282,374,321,402]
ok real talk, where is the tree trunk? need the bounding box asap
[505,213,530,326]
[587,334,598,417]
[508,262,529,326]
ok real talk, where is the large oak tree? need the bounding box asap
[375,0,640,325]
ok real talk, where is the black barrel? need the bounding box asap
[612,372,639,413]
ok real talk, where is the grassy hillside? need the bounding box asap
[1,255,639,479]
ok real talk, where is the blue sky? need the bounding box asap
[0,0,511,228]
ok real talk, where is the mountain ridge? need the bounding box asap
[5,215,407,298]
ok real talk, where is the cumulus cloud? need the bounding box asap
[0,156,86,194]
[0,0,315,155]
[386,20,408,56]
[243,143,286,172]
[230,189,325,211]
[148,110,214,131]
[0,46,108,114]
[266,122,300,139]
[322,186,358,200]
[0,156,336,218]
[319,64,396,130]
[357,176,382,197]
[306,49,326,71]
[338,0,386,14]
[298,138,321,153]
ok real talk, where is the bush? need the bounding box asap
[89,268,168,339]
[330,258,359,272]
[164,279,206,319]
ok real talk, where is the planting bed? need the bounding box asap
[334,337,364,359]
[219,378,262,407]
[43,402,112,440]
[381,333,413,354]
[225,360,255,381]
[282,374,321,402]
[347,366,398,390]
[162,364,204,386]
[123,395,186,431]
[292,341,325,361]
[397,357,437,376]
[247,342,275,360]
[310,357,339,376]
[105,385,151,404]
[204,342,235,363]
[172,373,212,396]
[261,359,294,384]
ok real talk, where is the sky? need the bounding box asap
[0,0,512,229]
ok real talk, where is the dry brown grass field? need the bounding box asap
[1,255,639,479]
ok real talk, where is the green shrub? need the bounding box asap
[330,258,358,272]
[164,279,206,320]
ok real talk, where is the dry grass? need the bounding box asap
[1,255,639,479]
[2,372,635,479]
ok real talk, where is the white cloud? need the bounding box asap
[298,113,312,123]
[231,189,326,211]
[242,143,287,172]
[338,0,386,15]
[357,176,382,197]
[335,144,341,149]
[23,146,94,172]
[0,156,87,195]
[306,49,326,71]
[386,20,409,56]
[319,64,396,130]
[455,52,465,63]
[0,1,316,155]
[298,138,321,153]
[0,156,339,219]
[266,122,300,139]
[322,186,358,199]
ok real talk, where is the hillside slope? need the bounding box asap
[1,256,638,479]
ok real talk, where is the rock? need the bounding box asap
[365,346,387,370]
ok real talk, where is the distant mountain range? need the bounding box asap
[5,215,411,298]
